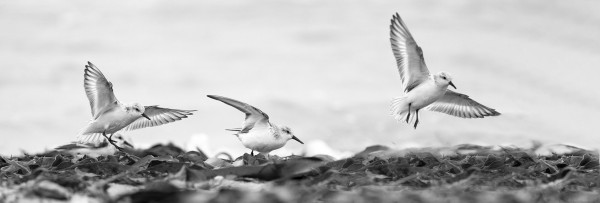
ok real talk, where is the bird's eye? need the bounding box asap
[442,76,446,80]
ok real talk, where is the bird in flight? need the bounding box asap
[76,62,195,149]
[207,95,303,156]
[388,13,500,128]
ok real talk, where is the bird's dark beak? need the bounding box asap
[141,113,151,120]
[449,81,457,89]
[292,135,304,144]
[123,141,134,148]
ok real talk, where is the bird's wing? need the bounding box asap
[84,62,119,118]
[122,106,196,131]
[55,143,91,150]
[426,90,500,118]
[207,95,270,133]
[56,142,108,150]
[390,13,431,93]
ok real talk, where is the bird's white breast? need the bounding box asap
[406,80,447,109]
[94,107,139,133]
[237,127,287,154]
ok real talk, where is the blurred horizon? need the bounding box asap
[1,0,600,156]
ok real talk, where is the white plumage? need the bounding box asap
[207,95,304,156]
[389,13,500,128]
[76,62,195,145]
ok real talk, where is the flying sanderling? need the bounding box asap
[388,13,500,128]
[207,95,304,156]
[76,62,195,148]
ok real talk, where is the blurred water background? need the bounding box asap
[1,0,599,156]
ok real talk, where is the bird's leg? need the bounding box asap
[102,131,114,144]
[106,132,123,151]
[108,133,115,142]
[414,109,420,129]
[101,131,110,143]
[406,103,412,123]
[251,150,254,156]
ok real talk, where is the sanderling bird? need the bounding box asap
[388,13,500,128]
[207,95,304,156]
[76,62,195,148]
[57,133,133,158]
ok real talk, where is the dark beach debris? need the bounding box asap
[0,143,598,202]
[186,156,327,182]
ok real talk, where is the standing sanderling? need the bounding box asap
[207,95,303,157]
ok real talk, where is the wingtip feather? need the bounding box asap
[488,109,501,116]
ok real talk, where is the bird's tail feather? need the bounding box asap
[390,96,417,124]
[76,130,106,146]
[391,96,408,120]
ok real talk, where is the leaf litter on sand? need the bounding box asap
[0,143,599,203]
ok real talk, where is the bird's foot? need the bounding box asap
[413,109,419,129]
[406,103,412,124]
[108,133,116,143]
[103,133,123,152]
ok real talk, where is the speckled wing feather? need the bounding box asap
[390,13,431,93]
[84,62,119,119]
[207,95,270,133]
[426,90,500,118]
[122,106,195,131]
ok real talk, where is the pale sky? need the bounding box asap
[1,0,599,155]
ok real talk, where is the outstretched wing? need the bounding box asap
[122,106,196,131]
[426,90,500,118]
[390,13,431,93]
[84,62,119,118]
[207,95,270,133]
[56,142,108,150]
[55,143,93,150]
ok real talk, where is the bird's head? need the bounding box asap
[434,72,456,89]
[281,126,304,144]
[127,103,151,120]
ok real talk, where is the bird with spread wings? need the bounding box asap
[76,62,195,149]
[389,13,500,128]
